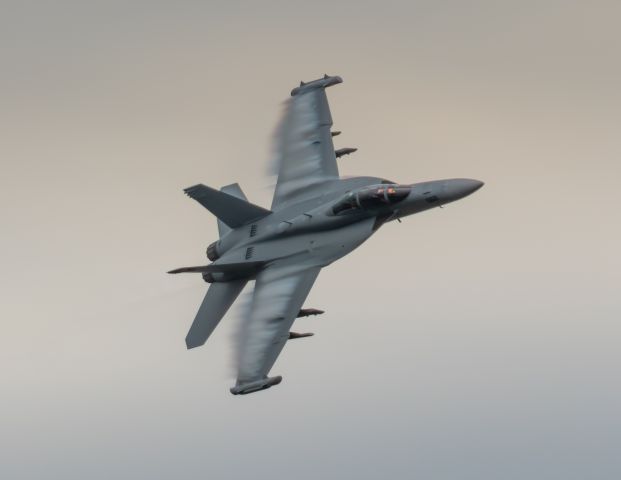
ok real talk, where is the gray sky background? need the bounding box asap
[1,1,620,479]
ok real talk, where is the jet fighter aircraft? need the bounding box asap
[169,75,483,395]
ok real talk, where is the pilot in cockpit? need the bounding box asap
[331,184,410,215]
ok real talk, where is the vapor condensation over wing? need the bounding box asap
[230,286,253,377]
[269,87,339,209]
[233,263,320,383]
[267,99,292,178]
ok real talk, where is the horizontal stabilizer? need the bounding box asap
[184,184,271,228]
[230,376,282,395]
[186,280,246,349]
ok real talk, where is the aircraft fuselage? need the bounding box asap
[205,176,483,282]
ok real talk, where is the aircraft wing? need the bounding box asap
[270,75,342,210]
[231,262,321,394]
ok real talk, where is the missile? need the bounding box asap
[288,332,314,340]
[335,147,357,158]
[230,376,282,395]
[297,308,324,318]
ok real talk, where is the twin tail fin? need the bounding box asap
[184,183,271,231]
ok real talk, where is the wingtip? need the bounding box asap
[230,376,283,395]
[291,74,343,96]
[183,183,208,198]
[183,183,200,192]
[186,333,208,349]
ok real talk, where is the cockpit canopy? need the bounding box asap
[332,184,410,215]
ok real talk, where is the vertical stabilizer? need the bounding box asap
[218,183,248,237]
[184,183,271,231]
[185,280,247,349]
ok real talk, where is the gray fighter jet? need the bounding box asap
[169,75,483,395]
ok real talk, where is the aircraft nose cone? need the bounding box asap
[442,178,484,203]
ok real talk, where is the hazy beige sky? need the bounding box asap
[1,1,620,479]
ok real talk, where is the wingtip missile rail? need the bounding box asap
[230,376,282,395]
[291,74,343,96]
